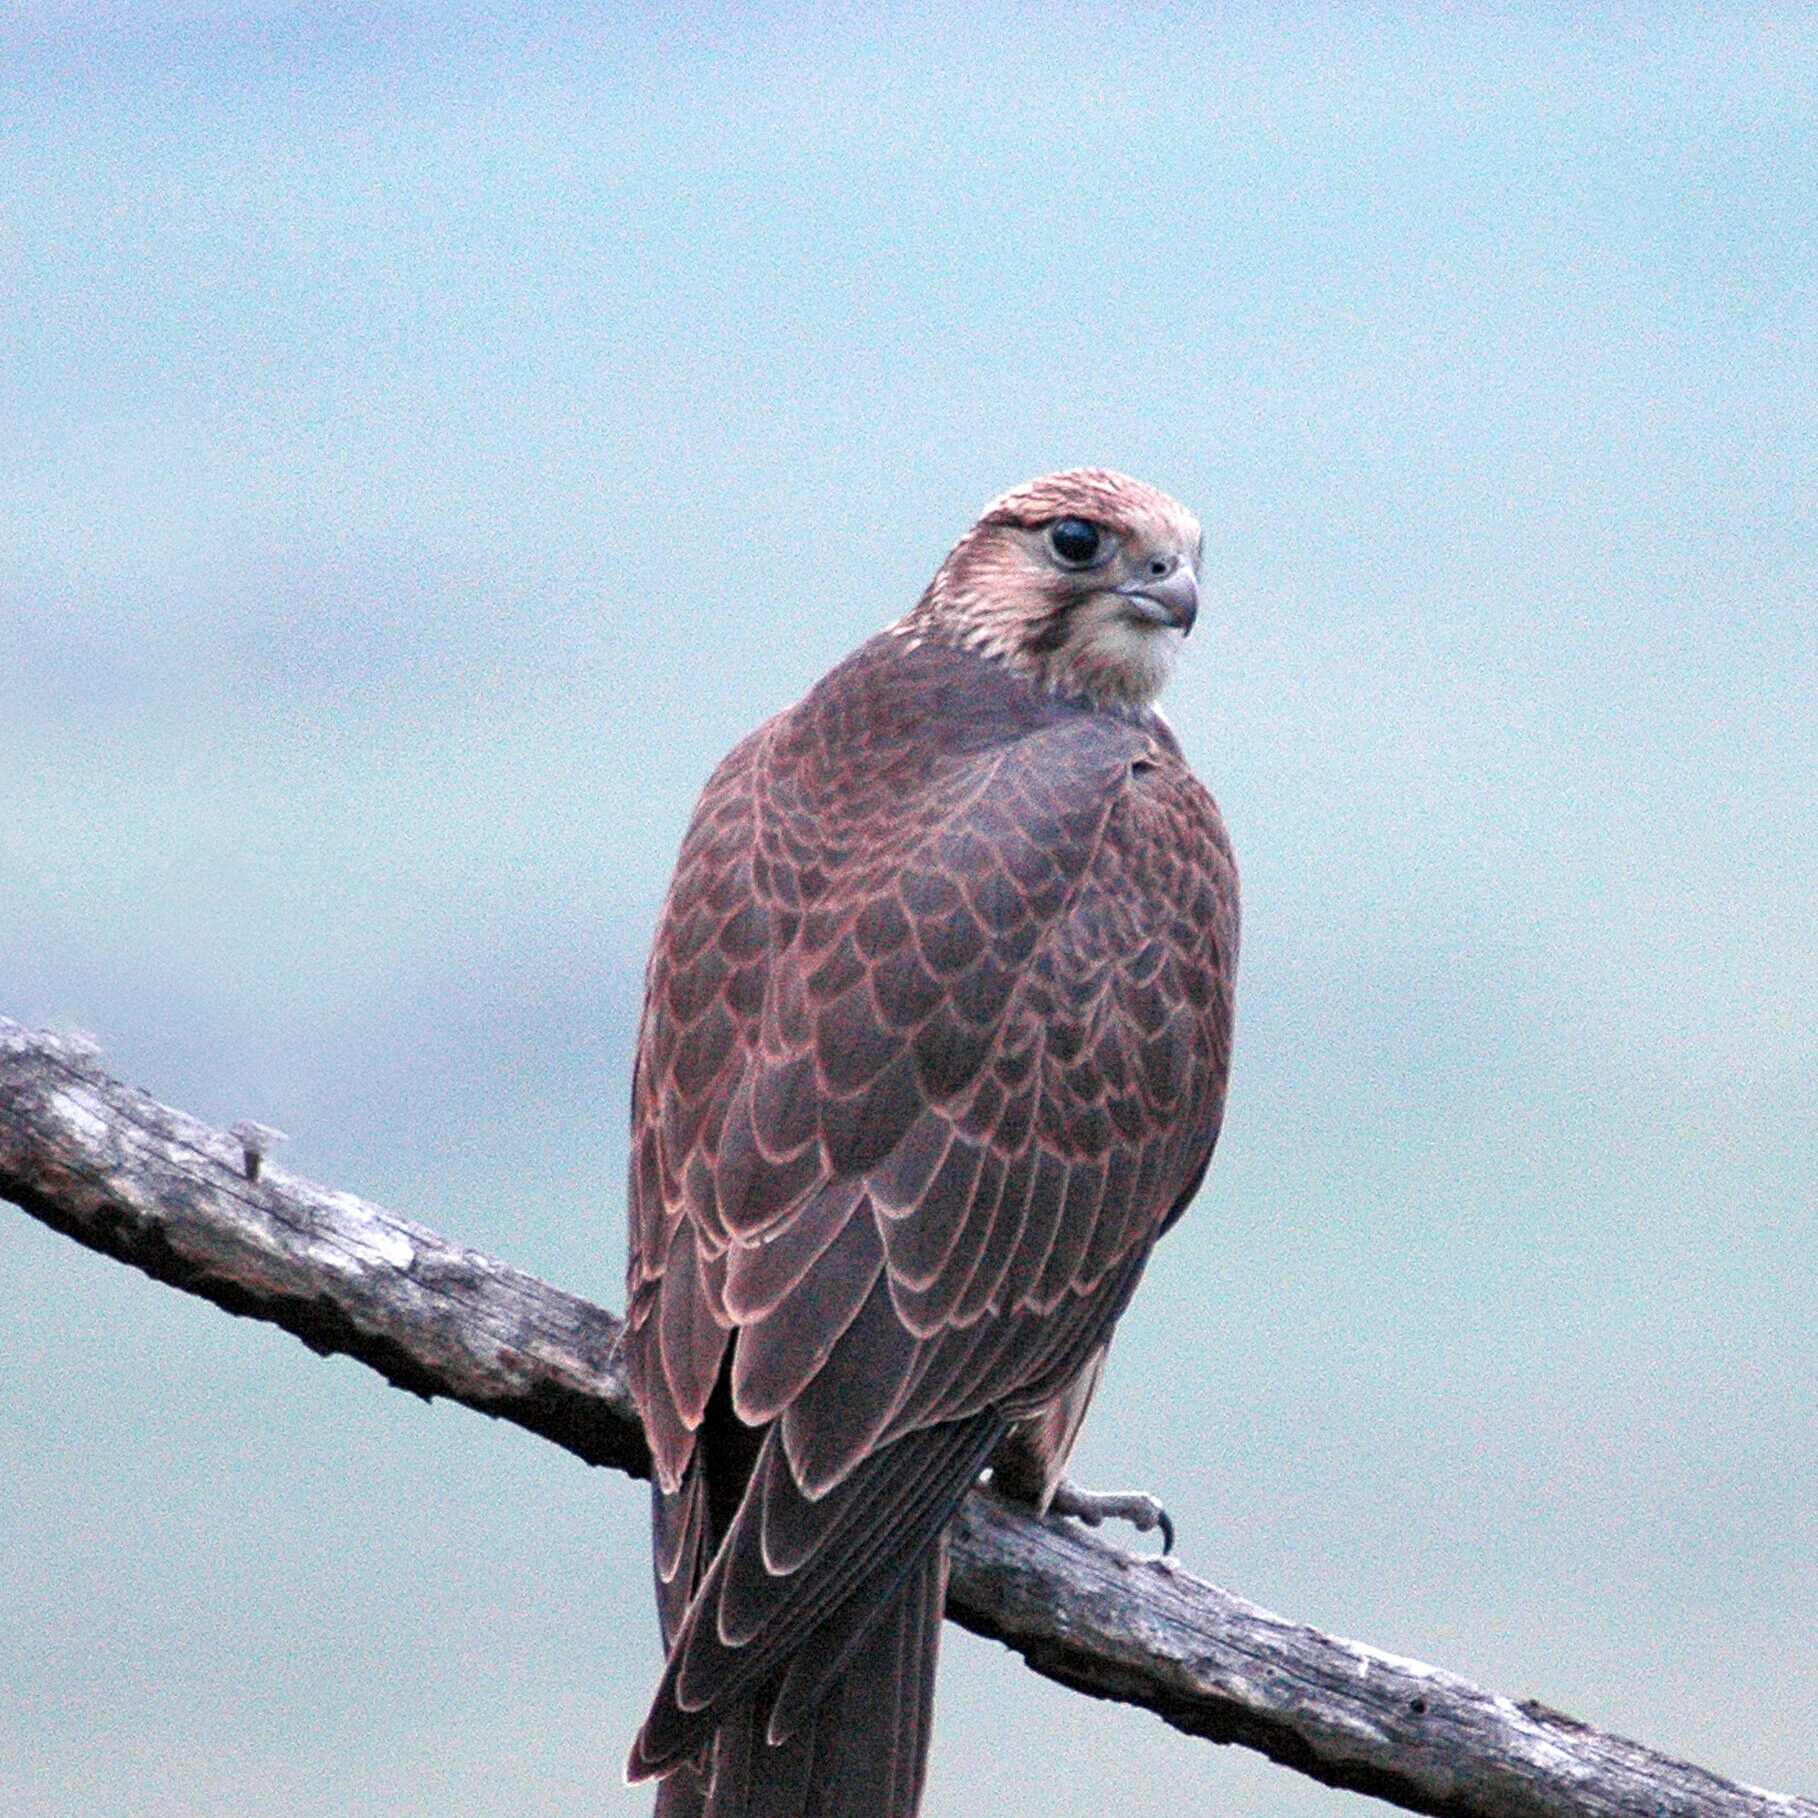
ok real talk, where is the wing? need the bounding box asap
[625,637,1238,1774]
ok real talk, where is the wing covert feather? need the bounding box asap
[625,634,1238,1778]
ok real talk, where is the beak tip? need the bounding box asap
[1149,568,1200,634]
[1116,563,1199,633]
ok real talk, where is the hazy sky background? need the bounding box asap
[2,5,1814,1816]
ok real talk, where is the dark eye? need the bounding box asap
[1047,517,1101,566]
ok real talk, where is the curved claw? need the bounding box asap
[1048,1480,1176,1555]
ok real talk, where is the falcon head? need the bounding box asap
[898,468,1204,711]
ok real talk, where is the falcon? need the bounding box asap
[623,469,1239,1817]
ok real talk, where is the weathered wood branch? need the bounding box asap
[1,1015,1809,1818]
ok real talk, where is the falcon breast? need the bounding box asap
[623,468,1239,1818]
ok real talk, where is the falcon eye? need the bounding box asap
[1047,517,1102,567]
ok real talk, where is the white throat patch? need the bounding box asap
[1061,596,1187,709]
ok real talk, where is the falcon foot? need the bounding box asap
[1049,1479,1175,1555]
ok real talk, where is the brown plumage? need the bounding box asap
[623,469,1239,1817]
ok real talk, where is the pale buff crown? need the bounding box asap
[893,469,1205,712]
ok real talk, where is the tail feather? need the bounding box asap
[652,1542,947,1818]
[654,1760,708,1818]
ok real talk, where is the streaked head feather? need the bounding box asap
[894,468,1204,711]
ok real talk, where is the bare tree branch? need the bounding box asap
[2,1015,1809,1818]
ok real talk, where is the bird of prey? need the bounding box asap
[623,469,1239,1818]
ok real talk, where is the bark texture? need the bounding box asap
[0,1018,646,1477]
[1,1017,1809,1818]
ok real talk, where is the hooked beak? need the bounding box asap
[1115,562,1199,634]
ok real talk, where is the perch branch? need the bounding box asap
[1,1017,1809,1818]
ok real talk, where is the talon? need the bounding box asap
[1048,1480,1176,1555]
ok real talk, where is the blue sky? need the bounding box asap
[2,7,1814,1815]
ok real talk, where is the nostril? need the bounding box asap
[1149,557,1170,576]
